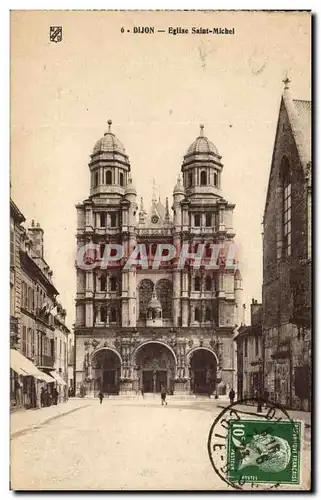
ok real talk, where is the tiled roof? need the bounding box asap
[92,132,126,155]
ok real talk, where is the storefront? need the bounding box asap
[10,349,54,409]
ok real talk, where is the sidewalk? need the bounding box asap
[11,399,90,438]
[218,402,311,428]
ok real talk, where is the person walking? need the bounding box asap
[228,388,235,405]
[141,387,144,398]
[161,385,167,406]
[98,390,104,404]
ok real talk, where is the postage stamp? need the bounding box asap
[207,398,304,491]
[227,419,301,485]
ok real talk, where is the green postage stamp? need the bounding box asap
[227,419,301,485]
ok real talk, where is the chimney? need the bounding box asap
[250,299,262,326]
[28,221,44,257]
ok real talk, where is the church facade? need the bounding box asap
[74,121,243,396]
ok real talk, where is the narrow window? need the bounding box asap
[214,171,218,187]
[94,172,99,187]
[110,213,117,227]
[206,213,212,227]
[244,338,248,358]
[101,306,107,323]
[205,275,212,291]
[110,308,117,323]
[282,158,291,256]
[194,214,201,227]
[100,244,105,259]
[195,308,201,322]
[205,307,212,321]
[119,172,124,186]
[188,172,193,187]
[106,170,112,185]
[200,170,207,186]
[100,212,106,227]
[110,276,117,292]
[194,276,201,291]
[100,274,107,291]
[255,336,259,356]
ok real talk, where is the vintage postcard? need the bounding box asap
[10,10,311,491]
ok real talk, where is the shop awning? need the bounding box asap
[10,349,54,382]
[49,371,67,386]
[39,371,55,383]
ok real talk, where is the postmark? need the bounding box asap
[207,398,303,491]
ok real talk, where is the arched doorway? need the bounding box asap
[189,348,217,395]
[91,349,121,395]
[134,342,176,394]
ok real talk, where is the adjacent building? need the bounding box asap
[234,299,263,400]
[74,121,243,396]
[10,201,70,410]
[262,79,311,410]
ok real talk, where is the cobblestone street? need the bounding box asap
[11,397,311,491]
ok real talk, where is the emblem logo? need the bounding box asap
[50,26,62,43]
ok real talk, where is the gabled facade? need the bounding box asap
[75,121,243,396]
[262,79,311,410]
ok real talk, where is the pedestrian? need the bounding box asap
[161,385,167,406]
[98,390,104,404]
[141,387,144,398]
[263,389,269,409]
[53,387,59,405]
[40,387,45,407]
[228,388,235,405]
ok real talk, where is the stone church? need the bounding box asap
[74,121,243,396]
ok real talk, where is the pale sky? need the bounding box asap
[11,10,311,329]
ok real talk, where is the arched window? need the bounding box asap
[195,307,201,322]
[100,274,107,291]
[194,276,201,291]
[101,306,107,323]
[155,279,173,319]
[214,171,218,187]
[94,172,99,187]
[200,170,207,186]
[188,172,193,187]
[205,275,212,291]
[139,279,154,319]
[110,275,117,292]
[205,307,212,321]
[106,170,112,185]
[119,172,124,186]
[110,308,117,323]
[281,157,291,256]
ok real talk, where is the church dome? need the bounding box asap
[186,124,219,156]
[92,120,127,155]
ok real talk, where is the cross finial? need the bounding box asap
[107,119,112,132]
[283,74,290,91]
[199,124,204,137]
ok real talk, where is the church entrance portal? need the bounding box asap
[92,349,121,395]
[190,349,217,395]
[135,343,176,394]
